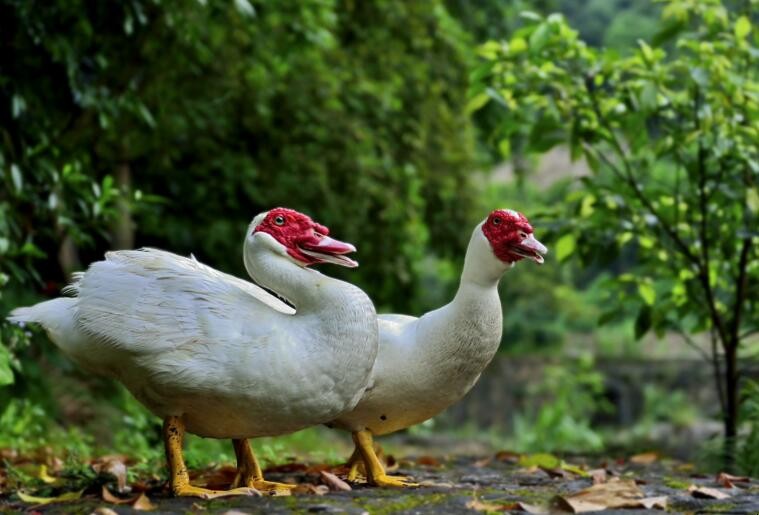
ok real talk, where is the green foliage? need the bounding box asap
[512,355,610,452]
[737,380,759,476]
[476,0,758,445]
[0,0,479,460]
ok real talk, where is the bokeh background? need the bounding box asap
[1,0,757,477]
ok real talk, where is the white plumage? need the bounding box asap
[9,219,378,440]
[329,209,547,486]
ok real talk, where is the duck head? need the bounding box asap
[247,208,358,268]
[481,209,547,265]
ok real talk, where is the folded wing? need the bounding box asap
[73,248,294,354]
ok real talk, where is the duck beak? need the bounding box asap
[298,236,359,268]
[511,234,548,264]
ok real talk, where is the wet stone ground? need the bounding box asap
[6,455,759,514]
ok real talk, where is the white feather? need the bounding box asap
[332,220,510,435]
[8,230,377,440]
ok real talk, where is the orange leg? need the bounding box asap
[231,438,296,495]
[163,416,259,499]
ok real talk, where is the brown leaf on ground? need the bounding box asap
[540,466,573,479]
[92,508,119,515]
[415,455,441,467]
[292,483,329,495]
[588,469,607,485]
[466,498,507,512]
[197,465,238,490]
[101,485,137,505]
[472,457,492,468]
[466,498,548,513]
[319,471,351,491]
[131,492,156,511]
[495,450,521,463]
[384,454,399,472]
[629,452,659,465]
[555,478,667,512]
[91,456,129,493]
[688,485,731,499]
[716,472,751,488]
[263,462,308,474]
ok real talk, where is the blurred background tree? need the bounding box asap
[0,0,757,475]
[474,0,757,463]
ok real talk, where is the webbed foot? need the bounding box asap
[173,484,261,499]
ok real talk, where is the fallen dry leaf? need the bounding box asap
[555,478,666,513]
[319,470,351,491]
[541,466,574,479]
[466,498,548,513]
[416,455,441,467]
[472,457,492,468]
[418,480,454,488]
[17,489,84,506]
[197,465,238,490]
[92,508,119,515]
[92,456,129,493]
[263,462,308,474]
[629,452,658,465]
[513,502,549,513]
[384,454,399,472]
[131,492,156,511]
[716,472,750,488]
[292,483,329,495]
[102,485,135,505]
[588,469,607,485]
[466,498,506,512]
[688,485,731,500]
[495,450,521,463]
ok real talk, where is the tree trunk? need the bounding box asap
[111,163,134,250]
[723,342,739,468]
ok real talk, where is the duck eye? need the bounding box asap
[274,215,285,226]
[492,217,502,225]
[519,231,527,239]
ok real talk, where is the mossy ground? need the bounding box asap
[3,454,759,514]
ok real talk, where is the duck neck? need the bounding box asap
[244,245,332,313]
[453,225,508,303]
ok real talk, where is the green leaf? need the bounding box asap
[529,23,551,53]
[466,92,490,114]
[555,233,576,262]
[10,164,22,192]
[478,41,501,60]
[0,345,14,386]
[638,40,654,63]
[519,453,560,468]
[498,139,511,158]
[639,81,658,111]
[638,282,656,305]
[509,37,528,55]
[747,187,759,213]
[735,16,751,40]
[17,490,83,505]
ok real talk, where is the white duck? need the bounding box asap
[9,208,378,498]
[329,209,547,487]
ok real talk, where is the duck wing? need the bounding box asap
[72,248,294,354]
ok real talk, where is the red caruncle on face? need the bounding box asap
[254,208,330,265]
[481,209,536,263]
